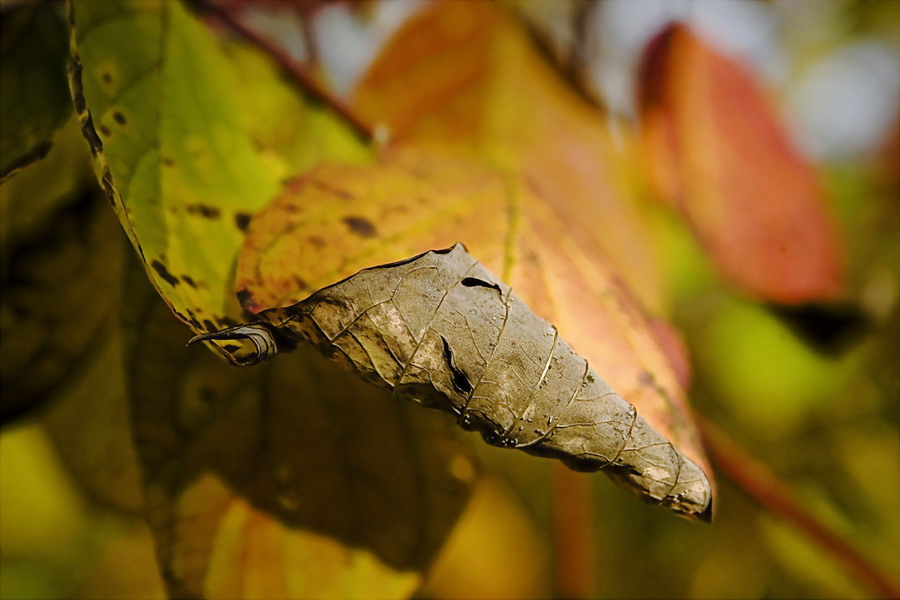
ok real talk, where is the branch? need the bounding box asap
[699,417,900,600]
[193,0,375,143]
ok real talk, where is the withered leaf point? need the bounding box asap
[189,244,713,521]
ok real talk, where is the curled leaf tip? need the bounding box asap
[187,324,279,366]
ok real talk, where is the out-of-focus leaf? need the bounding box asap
[67,0,368,362]
[638,23,843,304]
[695,296,845,438]
[42,326,144,514]
[0,424,88,556]
[419,477,551,599]
[352,0,668,314]
[0,115,93,257]
[222,43,371,180]
[125,282,475,598]
[233,150,713,510]
[70,519,167,600]
[0,192,123,423]
[0,2,71,179]
[1,176,143,511]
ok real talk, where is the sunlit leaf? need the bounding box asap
[0,2,71,179]
[126,282,476,598]
[67,0,368,360]
[231,150,712,512]
[419,477,550,599]
[638,23,843,304]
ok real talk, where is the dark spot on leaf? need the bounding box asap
[161,157,175,167]
[234,212,252,232]
[181,275,197,288]
[441,336,473,395]
[311,179,353,199]
[237,289,253,307]
[307,235,325,248]
[461,277,501,293]
[112,111,126,125]
[220,316,239,327]
[186,204,221,219]
[151,260,180,287]
[102,72,112,84]
[203,319,217,333]
[189,317,202,330]
[292,275,308,290]
[99,124,111,137]
[343,216,377,238]
[223,344,240,353]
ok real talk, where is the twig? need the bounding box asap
[193,0,375,143]
[550,463,598,598]
[699,417,900,600]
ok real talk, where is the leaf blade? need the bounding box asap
[638,24,844,303]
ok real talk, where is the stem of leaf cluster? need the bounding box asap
[699,418,900,600]
[193,0,375,143]
[550,463,598,598]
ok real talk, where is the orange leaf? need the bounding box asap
[638,24,843,304]
[352,0,668,314]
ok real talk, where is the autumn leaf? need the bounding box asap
[66,0,369,363]
[125,282,476,598]
[0,2,71,179]
[229,150,712,515]
[638,23,843,304]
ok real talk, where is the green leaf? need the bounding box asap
[0,2,72,180]
[67,0,369,361]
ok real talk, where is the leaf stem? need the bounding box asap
[699,417,900,600]
[550,463,598,598]
[192,0,375,143]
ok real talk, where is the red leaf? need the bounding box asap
[639,24,844,304]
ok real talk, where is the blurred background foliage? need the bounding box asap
[1,0,898,599]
